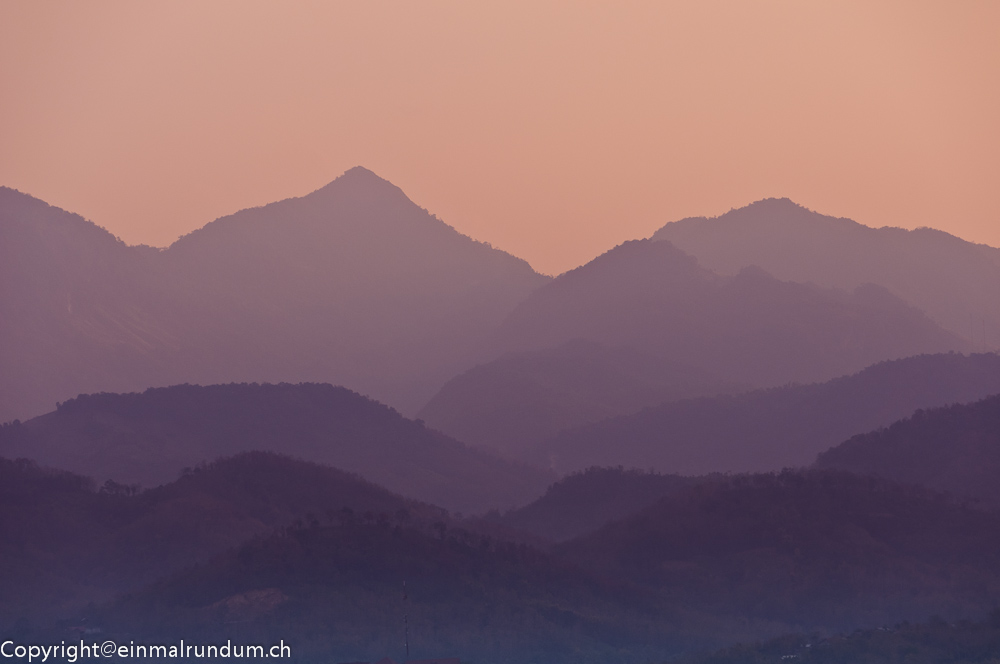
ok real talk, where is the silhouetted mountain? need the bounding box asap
[9,456,1000,662]
[489,239,962,391]
[0,453,754,663]
[557,470,1000,632]
[0,452,441,628]
[491,467,700,542]
[682,612,1000,664]
[417,340,739,458]
[651,197,1000,347]
[535,353,1000,475]
[95,518,708,664]
[157,168,548,412]
[0,186,174,424]
[0,383,553,513]
[0,169,548,422]
[817,392,1000,506]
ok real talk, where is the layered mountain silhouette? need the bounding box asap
[488,239,963,391]
[0,451,443,627]
[76,468,1000,662]
[0,187,174,425]
[651,198,1000,346]
[0,169,548,422]
[491,466,699,542]
[0,453,742,663]
[557,470,1000,631]
[417,340,739,458]
[96,512,697,664]
[534,352,1000,475]
[0,383,553,513]
[817,392,1000,506]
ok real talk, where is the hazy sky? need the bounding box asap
[1,1,998,275]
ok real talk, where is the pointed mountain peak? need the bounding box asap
[311,165,409,204]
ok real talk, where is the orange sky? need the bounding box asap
[1,1,998,275]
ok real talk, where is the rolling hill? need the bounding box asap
[534,352,1000,475]
[417,340,738,458]
[0,451,443,628]
[0,382,553,514]
[489,466,700,542]
[556,470,1000,632]
[817,392,1000,506]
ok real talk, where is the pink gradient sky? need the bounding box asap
[1,1,998,275]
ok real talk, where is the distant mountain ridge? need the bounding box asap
[488,239,963,390]
[417,340,740,458]
[0,168,549,422]
[0,382,554,513]
[534,352,1000,475]
[651,197,1000,346]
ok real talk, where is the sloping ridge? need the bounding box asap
[0,382,554,514]
[817,388,1000,505]
[652,197,1000,345]
[0,168,550,421]
[489,238,962,390]
[535,352,1000,475]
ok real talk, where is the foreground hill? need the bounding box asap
[651,197,1000,346]
[557,470,1000,632]
[81,469,1000,663]
[490,239,962,391]
[0,169,548,422]
[535,353,1000,475]
[0,383,553,513]
[0,452,442,628]
[0,453,748,664]
[95,518,711,664]
[817,393,1000,506]
[417,340,738,458]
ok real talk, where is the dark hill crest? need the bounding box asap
[0,382,555,513]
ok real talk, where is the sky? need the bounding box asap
[1,1,998,276]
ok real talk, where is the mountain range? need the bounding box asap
[0,382,553,514]
[6,174,996,430]
[0,451,442,628]
[533,352,1000,475]
[7,397,1000,662]
[652,197,1000,347]
[417,340,739,458]
[0,168,547,422]
[486,239,962,390]
[6,170,1000,662]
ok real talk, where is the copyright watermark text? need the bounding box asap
[1,641,290,662]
